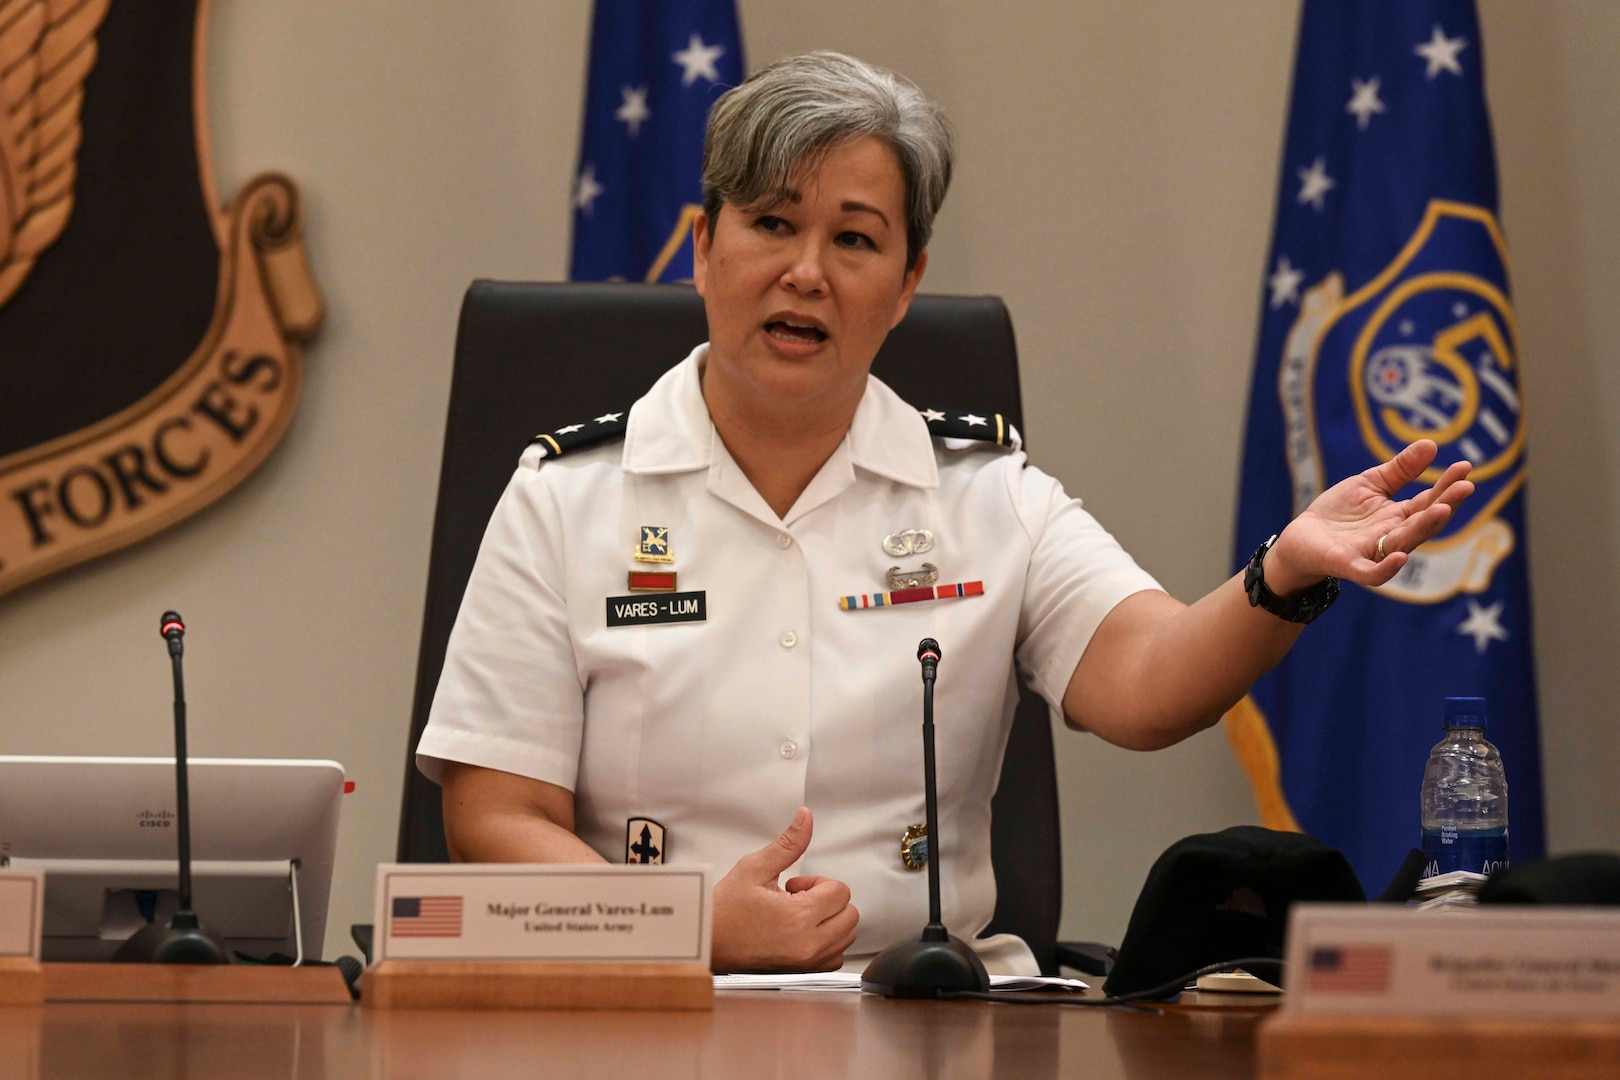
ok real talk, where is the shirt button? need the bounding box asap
[779,630,798,649]
[780,740,799,759]
[775,532,793,549]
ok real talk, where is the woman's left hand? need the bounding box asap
[1262,439,1474,595]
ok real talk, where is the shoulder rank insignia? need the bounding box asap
[528,410,629,459]
[916,407,1017,448]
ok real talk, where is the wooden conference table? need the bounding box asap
[2,984,1269,1079]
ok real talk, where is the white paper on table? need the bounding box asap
[1413,870,1488,895]
[714,972,1088,992]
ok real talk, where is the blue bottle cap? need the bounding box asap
[1443,696,1487,730]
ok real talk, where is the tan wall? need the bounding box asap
[1,0,1613,960]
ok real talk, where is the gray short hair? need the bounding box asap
[702,52,954,269]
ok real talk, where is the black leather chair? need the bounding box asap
[396,281,1099,976]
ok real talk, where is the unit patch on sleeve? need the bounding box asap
[626,818,666,864]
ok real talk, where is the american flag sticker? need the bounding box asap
[390,895,464,938]
[1307,945,1393,992]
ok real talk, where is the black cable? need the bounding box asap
[335,955,364,1000]
[938,956,1285,1007]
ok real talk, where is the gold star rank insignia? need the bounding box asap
[636,525,674,564]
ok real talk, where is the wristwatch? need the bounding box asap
[1244,534,1339,624]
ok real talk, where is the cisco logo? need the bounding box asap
[137,809,175,829]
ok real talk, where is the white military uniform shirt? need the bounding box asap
[417,344,1162,975]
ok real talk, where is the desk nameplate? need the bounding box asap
[0,870,43,961]
[0,871,45,1005]
[42,963,352,1004]
[1261,905,1620,1080]
[1284,903,1620,1019]
[1260,1013,1620,1080]
[372,863,711,964]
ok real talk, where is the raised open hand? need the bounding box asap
[1264,440,1475,594]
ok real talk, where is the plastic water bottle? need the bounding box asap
[1419,696,1509,879]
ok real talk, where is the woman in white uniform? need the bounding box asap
[416,52,1472,975]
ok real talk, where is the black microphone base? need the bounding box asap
[112,919,233,965]
[860,934,989,998]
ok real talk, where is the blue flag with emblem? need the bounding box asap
[569,0,745,283]
[1227,0,1544,891]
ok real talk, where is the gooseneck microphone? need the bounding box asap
[161,611,184,657]
[113,612,232,964]
[918,637,940,682]
[916,639,945,935]
[861,639,990,997]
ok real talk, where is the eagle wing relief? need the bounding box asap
[0,0,109,308]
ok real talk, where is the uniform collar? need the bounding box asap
[621,345,716,475]
[621,344,940,491]
[847,368,941,490]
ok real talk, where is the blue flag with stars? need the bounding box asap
[1229,0,1544,891]
[570,0,745,283]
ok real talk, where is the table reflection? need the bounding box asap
[3,987,1266,1078]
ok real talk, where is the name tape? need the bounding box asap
[606,590,706,627]
[373,863,711,964]
[0,870,45,961]
[1285,902,1620,1019]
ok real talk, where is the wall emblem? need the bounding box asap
[0,0,322,599]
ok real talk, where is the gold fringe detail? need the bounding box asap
[1223,694,1302,832]
[644,203,701,283]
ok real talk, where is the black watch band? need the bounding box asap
[1244,534,1339,625]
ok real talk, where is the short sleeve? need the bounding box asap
[1012,463,1163,714]
[415,463,586,789]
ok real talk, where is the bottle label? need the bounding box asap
[1420,826,1508,879]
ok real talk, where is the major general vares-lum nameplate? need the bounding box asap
[373,864,711,964]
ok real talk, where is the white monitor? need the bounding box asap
[0,756,345,963]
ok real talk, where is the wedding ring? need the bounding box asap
[1376,534,1387,562]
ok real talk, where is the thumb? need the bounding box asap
[1368,439,1438,493]
[740,806,812,882]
